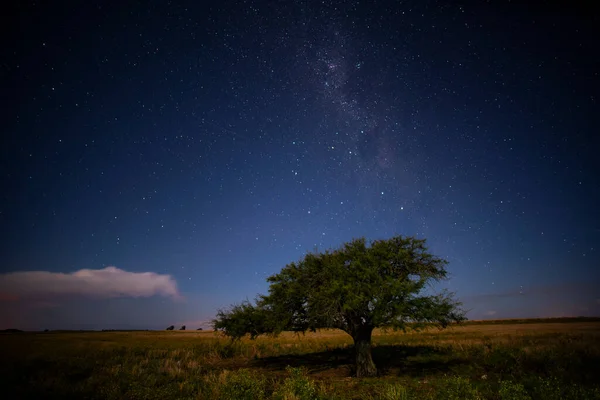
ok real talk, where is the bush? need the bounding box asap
[273,366,320,400]
[379,382,410,400]
[499,381,532,400]
[219,369,267,400]
[530,376,600,400]
[439,376,481,400]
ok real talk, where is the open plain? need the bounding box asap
[1,318,599,399]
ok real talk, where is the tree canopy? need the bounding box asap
[213,235,466,377]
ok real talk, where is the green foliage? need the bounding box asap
[437,376,482,400]
[528,376,600,400]
[213,236,466,376]
[499,381,532,400]
[213,301,271,340]
[379,382,410,400]
[272,366,321,400]
[260,236,465,336]
[219,369,268,400]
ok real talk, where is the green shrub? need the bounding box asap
[219,369,267,400]
[438,376,481,400]
[499,381,532,400]
[530,376,600,400]
[273,366,320,400]
[379,382,410,400]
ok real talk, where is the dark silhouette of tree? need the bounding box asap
[180,325,186,330]
[166,325,174,331]
[213,235,465,377]
[197,328,203,330]
[0,329,24,333]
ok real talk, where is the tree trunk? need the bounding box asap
[353,326,377,377]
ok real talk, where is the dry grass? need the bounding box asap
[1,318,599,399]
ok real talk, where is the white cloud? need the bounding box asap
[483,310,497,316]
[0,266,182,302]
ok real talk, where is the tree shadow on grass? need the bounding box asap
[252,344,465,377]
[252,346,352,375]
[373,345,464,377]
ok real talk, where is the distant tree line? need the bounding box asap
[165,325,203,331]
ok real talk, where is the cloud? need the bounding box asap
[483,310,497,316]
[0,266,182,302]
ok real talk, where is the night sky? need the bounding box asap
[2,1,598,330]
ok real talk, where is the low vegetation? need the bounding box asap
[1,318,599,399]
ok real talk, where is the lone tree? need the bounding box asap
[180,325,186,330]
[166,325,174,331]
[213,236,465,377]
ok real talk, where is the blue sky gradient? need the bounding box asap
[2,0,598,330]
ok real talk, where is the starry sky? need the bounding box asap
[1,0,598,330]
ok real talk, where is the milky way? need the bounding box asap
[1,0,598,329]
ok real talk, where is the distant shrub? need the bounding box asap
[180,325,186,330]
[166,325,174,331]
[197,327,203,330]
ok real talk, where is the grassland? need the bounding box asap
[1,318,599,399]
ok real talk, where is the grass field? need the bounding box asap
[1,318,599,399]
